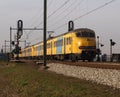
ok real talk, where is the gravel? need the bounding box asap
[47,63,120,89]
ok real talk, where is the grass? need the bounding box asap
[0,61,120,97]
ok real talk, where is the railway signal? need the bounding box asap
[68,21,74,31]
[10,20,43,60]
[110,39,116,62]
[14,20,23,60]
[97,36,104,61]
[17,20,23,39]
[11,41,15,46]
[110,39,116,46]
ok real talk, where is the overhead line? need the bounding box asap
[48,0,85,28]
[74,0,116,21]
[47,0,71,18]
[53,0,116,31]
[25,0,53,38]
[25,0,53,28]
[34,0,71,29]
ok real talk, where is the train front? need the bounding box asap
[73,28,96,61]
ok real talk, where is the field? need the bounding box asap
[0,61,120,97]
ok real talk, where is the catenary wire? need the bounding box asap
[53,0,117,31]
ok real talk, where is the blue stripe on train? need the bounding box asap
[56,37,63,54]
[57,46,62,54]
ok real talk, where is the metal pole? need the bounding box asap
[97,36,100,61]
[43,0,47,67]
[10,27,12,52]
[1,45,3,53]
[110,39,112,62]
[110,44,112,62]
[5,40,6,53]
[24,40,26,48]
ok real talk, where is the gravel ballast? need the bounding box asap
[47,63,120,89]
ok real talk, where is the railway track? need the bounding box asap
[12,59,120,70]
[47,61,120,70]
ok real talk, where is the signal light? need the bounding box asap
[12,45,21,54]
[17,20,23,39]
[110,39,116,46]
[11,41,15,45]
[100,44,104,47]
[68,21,74,31]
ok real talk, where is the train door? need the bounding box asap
[64,37,66,54]
[56,37,63,54]
[51,41,52,57]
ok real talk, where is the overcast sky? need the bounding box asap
[0,0,120,55]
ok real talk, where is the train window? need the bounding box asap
[64,37,71,45]
[64,38,66,45]
[47,43,50,48]
[82,31,88,37]
[56,39,63,47]
[28,48,31,53]
[47,43,51,48]
[68,37,70,44]
[69,37,72,44]
[39,46,40,50]
[76,32,82,37]
[76,31,95,37]
[47,43,48,48]
[50,43,51,48]
[38,46,40,51]
[36,47,38,51]
[54,41,56,47]
[51,42,52,48]
[67,38,68,45]
[39,45,43,50]
[89,32,95,37]
[41,45,42,50]
[49,43,51,48]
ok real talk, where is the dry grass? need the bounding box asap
[0,61,119,97]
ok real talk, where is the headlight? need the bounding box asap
[78,42,81,46]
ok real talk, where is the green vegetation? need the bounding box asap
[0,61,119,97]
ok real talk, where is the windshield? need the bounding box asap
[76,31,95,37]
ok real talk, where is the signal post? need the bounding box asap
[10,20,43,60]
[110,39,116,62]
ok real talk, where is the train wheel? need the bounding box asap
[88,59,93,62]
[71,55,77,62]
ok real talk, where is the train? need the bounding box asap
[19,28,96,62]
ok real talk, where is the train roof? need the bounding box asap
[47,28,95,39]
[24,28,95,48]
[74,28,95,32]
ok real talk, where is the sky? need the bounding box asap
[0,0,120,55]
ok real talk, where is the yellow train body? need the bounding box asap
[20,28,96,61]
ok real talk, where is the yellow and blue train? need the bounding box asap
[19,28,96,61]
